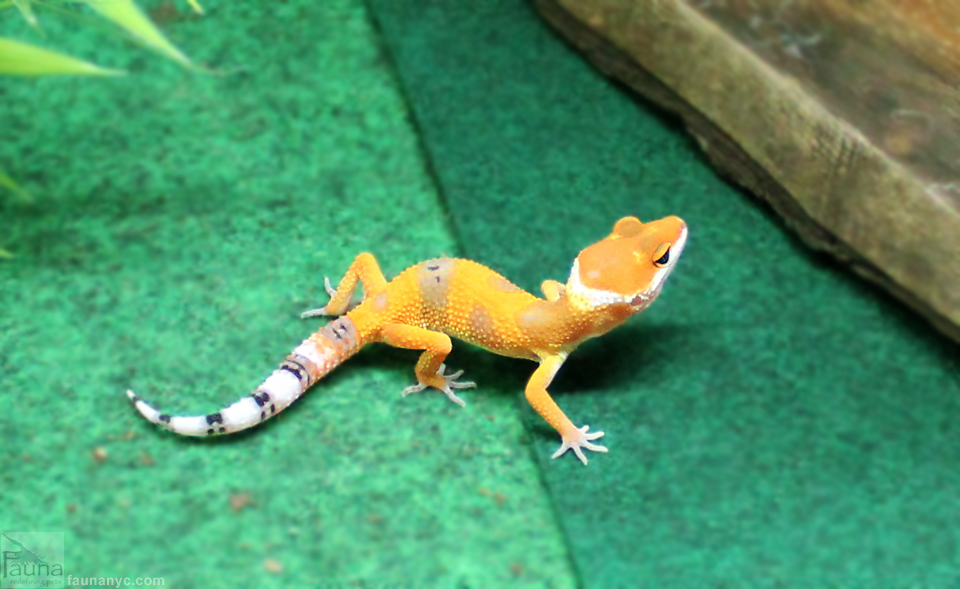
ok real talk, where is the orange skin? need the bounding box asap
[318,216,688,464]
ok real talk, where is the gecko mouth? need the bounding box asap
[630,292,651,308]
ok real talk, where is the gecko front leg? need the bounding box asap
[526,354,608,465]
[541,279,566,302]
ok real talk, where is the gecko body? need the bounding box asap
[127,216,687,464]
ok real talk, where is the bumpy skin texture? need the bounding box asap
[128,216,688,465]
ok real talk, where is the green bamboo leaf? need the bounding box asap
[0,168,32,202]
[0,37,124,75]
[83,0,192,67]
[13,0,38,28]
[0,249,12,259]
[186,0,203,15]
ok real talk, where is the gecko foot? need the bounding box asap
[552,425,608,465]
[401,363,476,407]
[300,277,337,318]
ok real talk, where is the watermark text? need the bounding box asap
[65,578,164,587]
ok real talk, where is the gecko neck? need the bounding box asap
[522,294,633,353]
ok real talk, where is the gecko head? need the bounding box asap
[566,216,687,313]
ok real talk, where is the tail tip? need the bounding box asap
[126,389,169,426]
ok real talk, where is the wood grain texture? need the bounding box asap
[533,0,960,342]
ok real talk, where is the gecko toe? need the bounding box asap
[551,425,608,465]
[402,383,428,397]
[442,388,467,407]
[302,277,342,318]
[401,364,475,406]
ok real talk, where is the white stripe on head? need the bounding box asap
[645,223,687,296]
[566,223,687,312]
[566,259,632,309]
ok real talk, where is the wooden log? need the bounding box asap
[533,0,960,342]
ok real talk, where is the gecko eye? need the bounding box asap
[653,247,671,267]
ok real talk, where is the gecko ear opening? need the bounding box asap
[612,216,643,238]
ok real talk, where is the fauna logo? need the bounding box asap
[1,532,64,588]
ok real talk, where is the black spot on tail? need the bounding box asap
[159,414,171,423]
[280,364,306,385]
[205,414,226,435]
[252,391,271,407]
[319,316,360,352]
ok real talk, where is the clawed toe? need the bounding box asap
[323,276,337,298]
[444,369,476,390]
[301,278,337,318]
[302,277,365,319]
[552,425,608,465]
[437,364,475,406]
[402,383,427,397]
[401,364,475,407]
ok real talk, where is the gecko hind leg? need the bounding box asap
[302,252,387,318]
[401,363,476,407]
[380,324,476,407]
[301,277,341,318]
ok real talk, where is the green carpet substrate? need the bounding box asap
[2,0,959,587]
[1,2,570,587]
